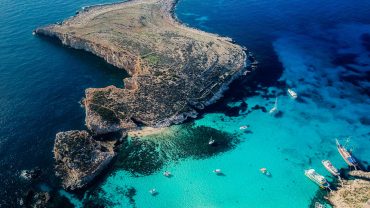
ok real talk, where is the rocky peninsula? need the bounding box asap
[327,170,370,208]
[35,0,253,189]
[36,0,252,134]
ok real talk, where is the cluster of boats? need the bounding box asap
[304,139,359,189]
[267,88,297,114]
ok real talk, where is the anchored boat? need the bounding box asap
[322,160,339,177]
[336,139,358,170]
[304,169,330,189]
[269,97,278,114]
[239,125,249,130]
[287,88,298,99]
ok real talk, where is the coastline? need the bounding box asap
[34,0,254,191]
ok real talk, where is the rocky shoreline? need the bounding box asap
[326,170,370,208]
[35,0,254,189]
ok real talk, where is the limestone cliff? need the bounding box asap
[36,0,255,190]
[35,0,253,134]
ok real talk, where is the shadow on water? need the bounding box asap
[113,123,241,176]
[36,34,129,88]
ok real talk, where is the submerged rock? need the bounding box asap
[20,167,42,180]
[54,130,117,190]
[23,190,50,208]
[327,170,370,207]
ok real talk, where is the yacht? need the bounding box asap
[304,169,330,189]
[287,88,298,99]
[336,139,358,170]
[322,160,339,177]
[269,97,278,114]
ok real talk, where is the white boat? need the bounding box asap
[213,169,222,175]
[149,188,157,195]
[239,125,249,130]
[336,139,358,170]
[304,169,330,189]
[269,97,278,114]
[163,171,171,177]
[321,160,339,177]
[208,139,215,145]
[260,168,271,176]
[287,88,298,99]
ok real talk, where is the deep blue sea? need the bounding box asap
[0,0,369,207]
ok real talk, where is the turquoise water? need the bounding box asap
[0,0,369,207]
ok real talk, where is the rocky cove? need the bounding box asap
[34,0,255,190]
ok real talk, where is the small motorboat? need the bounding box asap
[149,188,157,195]
[213,169,222,175]
[208,139,215,145]
[260,168,271,176]
[287,88,298,99]
[163,171,171,177]
[321,160,339,177]
[239,125,249,130]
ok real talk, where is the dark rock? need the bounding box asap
[54,130,116,190]
[20,167,42,180]
[23,190,50,208]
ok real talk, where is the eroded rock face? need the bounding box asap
[327,170,370,208]
[54,130,116,190]
[35,0,253,134]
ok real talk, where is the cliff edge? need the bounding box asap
[35,0,253,134]
[36,0,254,190]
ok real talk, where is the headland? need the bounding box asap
[35,0,254,189]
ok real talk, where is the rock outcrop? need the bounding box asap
[327,170,370,208]
[54,131,116,190]
[35,0,253,134]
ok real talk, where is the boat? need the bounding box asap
[239,125,249,130]
[260,168,271,176]
[287,88,297,99]
[304,169,330,189]
[208,138,215,145]
[213,169,222,175]
[149,188,157,195]
[269,97,278,114]
[243,70,252,75]
[336,139,358,170]
[163,171,171,177]
[321,160,339,177]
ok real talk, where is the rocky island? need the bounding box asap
[327,170,370,208]
[35,0,254,189]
